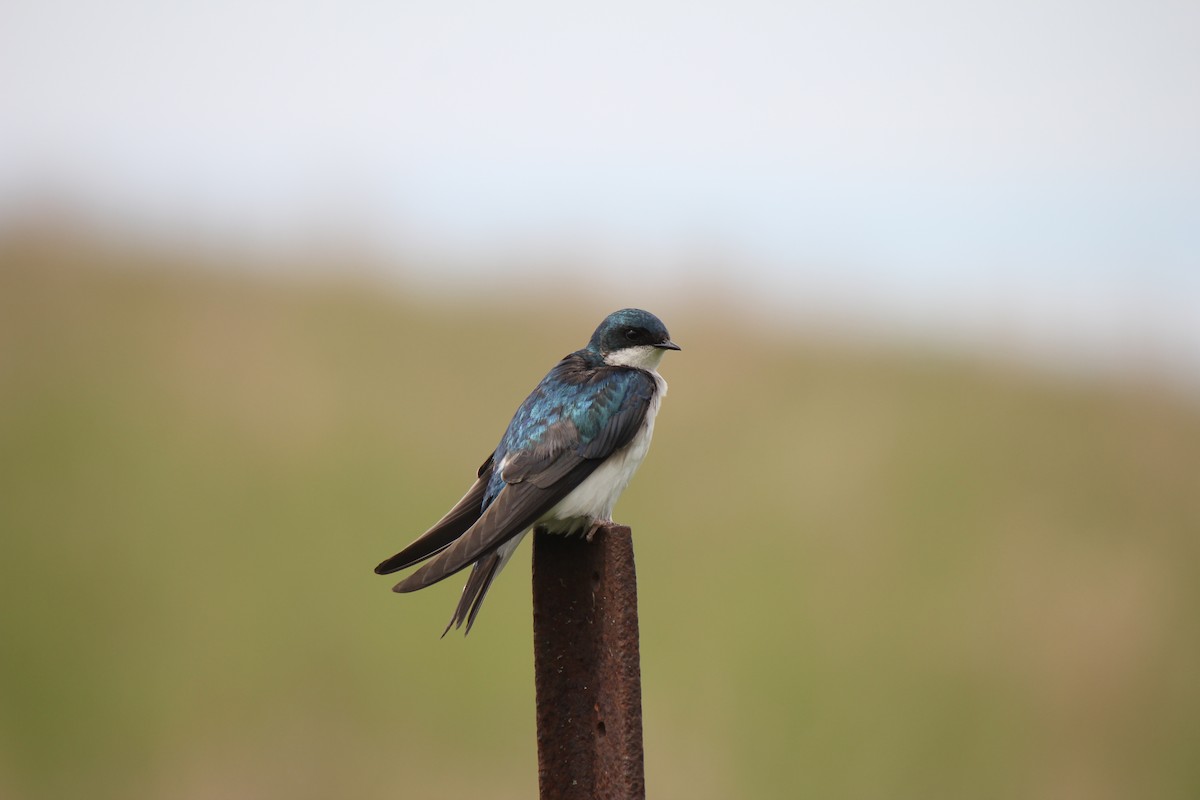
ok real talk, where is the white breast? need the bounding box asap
[540,369,667,531]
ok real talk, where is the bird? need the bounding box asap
[375,308,680,635]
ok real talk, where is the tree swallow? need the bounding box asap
[375,308,680,635]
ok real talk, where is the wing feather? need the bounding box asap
[382,364,660,609]
[391,462,600,591]
[374,454,494,575]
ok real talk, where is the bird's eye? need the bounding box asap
[625,328,640,341]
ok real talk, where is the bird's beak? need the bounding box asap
[655,340,682,351]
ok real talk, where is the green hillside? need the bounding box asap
[2,237,1199,800]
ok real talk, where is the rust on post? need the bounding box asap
[532,525,645,800]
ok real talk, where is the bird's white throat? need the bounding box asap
[603,344,667,371]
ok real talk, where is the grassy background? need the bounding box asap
[2,235,1199,799]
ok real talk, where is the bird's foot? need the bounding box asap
[584,520,622,543]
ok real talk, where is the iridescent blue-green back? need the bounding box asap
[484,350,658,507]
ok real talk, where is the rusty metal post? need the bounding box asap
[532,525,645,800]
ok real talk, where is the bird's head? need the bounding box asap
[587,308,681,370]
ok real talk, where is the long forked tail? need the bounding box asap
[440,531,528,636]
[442,553,502,636]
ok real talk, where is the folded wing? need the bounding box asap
[390,363,657,595]
[374,454,494,575]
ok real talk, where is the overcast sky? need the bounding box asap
[3,1,1199,375]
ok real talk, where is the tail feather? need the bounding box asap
[441,553,502,637]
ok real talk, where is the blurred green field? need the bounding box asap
[2,235,1199,800]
